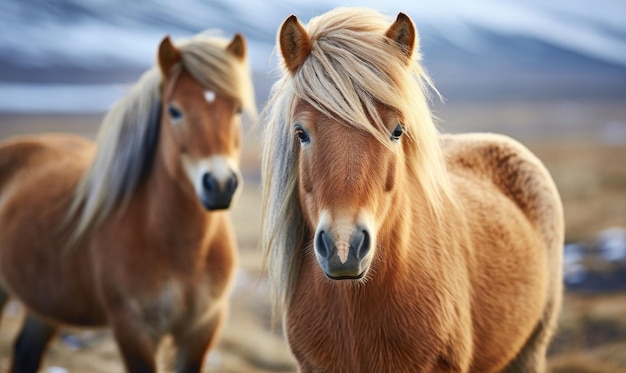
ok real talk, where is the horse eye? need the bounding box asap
[294,125,310,144]
[391,124,403,141]
[168,105,182,121]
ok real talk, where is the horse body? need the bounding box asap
[444,133,563,372]
[0,32,255,373]
[262,8,563,373]
[0,135,104,325]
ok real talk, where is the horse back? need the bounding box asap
[442,132,563,250]
[0,133,93,189]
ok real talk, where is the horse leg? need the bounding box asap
[0,284,9,327]
[502,298,560,373]
[109,311,159,373]
[10,312,58,373]
[173,310,225,373]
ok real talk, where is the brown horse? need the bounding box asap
[0,31,255,372]
[261,7,564,373]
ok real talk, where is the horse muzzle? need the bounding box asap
[200,171,239,210]
[314,227,371,280]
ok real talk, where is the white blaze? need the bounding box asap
[204,90,216,103]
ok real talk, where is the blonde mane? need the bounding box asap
[67,32,256,245]
[261,7,454,315]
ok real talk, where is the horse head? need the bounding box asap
[278,13,418,280]
[158,34,248,210]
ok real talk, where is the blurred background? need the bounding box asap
[1,0,625,372]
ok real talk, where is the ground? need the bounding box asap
[0,96,625,372]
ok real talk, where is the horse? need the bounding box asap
[0,31,256,373]
[260,7,564,373]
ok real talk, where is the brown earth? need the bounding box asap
[0,96,625,372]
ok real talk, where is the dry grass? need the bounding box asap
[529,141,626,242]
[549,295,626,373]
[0,96,625,371]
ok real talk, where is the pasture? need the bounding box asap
[0,92,624,371]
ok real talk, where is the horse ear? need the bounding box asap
[385,13,417,60]
[279,15,311,74]
[226,33,247,61]
[158,36,181,77]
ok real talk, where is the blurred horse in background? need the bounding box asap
[0,31,255,372]
[261,7,563,372]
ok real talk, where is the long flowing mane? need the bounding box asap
[261,7,454,314]
[67,32,256,245]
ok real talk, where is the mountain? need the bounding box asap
[0,0,625,112]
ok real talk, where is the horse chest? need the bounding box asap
[130,276,216,334]
[287,297,442,371]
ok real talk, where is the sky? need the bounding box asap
[0,0,624,112]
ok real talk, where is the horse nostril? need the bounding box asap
[316,230,335,259]
[351,229,370,260]
[202,173,217,192]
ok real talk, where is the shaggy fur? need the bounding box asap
[261,7,563,372]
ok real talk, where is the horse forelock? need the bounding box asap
[178,32,257,119]
[295,7,432,146]
[261,8,454,317]
[67,32,256,247]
